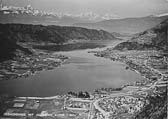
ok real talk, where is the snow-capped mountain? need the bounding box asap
[0,5,120,25]
[0,5,58,17]
[73,12,120,21]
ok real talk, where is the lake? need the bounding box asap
[0,40,144,97]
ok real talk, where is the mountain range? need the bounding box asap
[0,5,120,26]
[113,19,168,51]
[0,4,168,35]
[74,15,168,34]
[0,4,167,61]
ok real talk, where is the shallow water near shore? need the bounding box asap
[0,40,145,97]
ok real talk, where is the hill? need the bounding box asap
[134,89,167,119]
[113,19,168,51]
[0,23,116,61]
[0,24,116,43]
[0,34,32,62]
[74,15,168,34]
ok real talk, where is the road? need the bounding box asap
[88,59,167,119]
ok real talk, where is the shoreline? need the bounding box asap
[15,60,146,99]
[0,47,167,119]
[0,53,70,82]
[0,45,166,98]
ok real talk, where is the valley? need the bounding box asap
[0,2,167,119]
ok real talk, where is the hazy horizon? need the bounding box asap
[2,0,168,18]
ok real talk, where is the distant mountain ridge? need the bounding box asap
[74,15,168,34]
[0,23,116,43]
[0,5,120,26]
[113,19,168,51]
[0,23,117,61]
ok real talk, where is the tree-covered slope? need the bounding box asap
[114,19,168,51]
[0,23,117,61]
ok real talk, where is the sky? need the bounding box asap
[3,0,168,18]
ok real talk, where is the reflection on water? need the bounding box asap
[0,40,144,96]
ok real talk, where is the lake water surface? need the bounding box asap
[0,40,144,96]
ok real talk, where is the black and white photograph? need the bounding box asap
[0,0,167,119]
